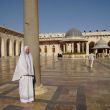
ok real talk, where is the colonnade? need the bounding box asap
[62,42,87,54]
[0,37,23,57]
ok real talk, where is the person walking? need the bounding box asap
[88,52,95,68]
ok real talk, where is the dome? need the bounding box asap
[93,38,110,49]
[65,28,82,38]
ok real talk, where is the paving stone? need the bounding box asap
[0,57,110,110]
[3,105,24,110]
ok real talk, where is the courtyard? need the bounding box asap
[0,57,110,110]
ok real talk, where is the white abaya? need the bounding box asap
[88,53,95,67]
[12,46,34,103]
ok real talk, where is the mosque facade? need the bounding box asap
[0,26,110,58]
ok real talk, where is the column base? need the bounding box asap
[35,84,47,95]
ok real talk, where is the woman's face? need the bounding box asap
[25,47,30,54]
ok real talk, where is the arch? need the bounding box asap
[89,41,95,53]
[6,39,10,56]
[107,41,110,53]
[60,44,63,52]
[84,43,86,53]
[19,41,22,55]
[44,45,47,53]
[0,37,1,57]
[108,41,110,47]
[74,42,77,53]
[14,40,17,56]
[52,45,55,53]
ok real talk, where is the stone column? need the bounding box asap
[86,42,89,55]
[68,43,71,53]
[65,43,67,53]
[95,49,97,54]
[71,43,72,53]
[1,38,6,57]
[105,49,107,55]
[63,44,65,53]
[24,0,47,95]
[102,49,105,58]
[10,40,14,57]
[66,43,68,52]
[82,43,85,53]
[16,41,19,56]
[58,44,61,54]
[77,43,80,53]
[72,43,74,53]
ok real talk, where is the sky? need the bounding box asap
[0,0,110,33]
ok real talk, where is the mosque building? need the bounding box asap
[0,26,110,58]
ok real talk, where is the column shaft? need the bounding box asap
[24,0,41,86]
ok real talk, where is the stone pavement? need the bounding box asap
[0,57,110,110]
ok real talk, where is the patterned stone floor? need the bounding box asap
[0,57,110,110]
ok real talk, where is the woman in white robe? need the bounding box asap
[12,46,35,103]
[88,52,95,68]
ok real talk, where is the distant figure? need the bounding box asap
[88,52,95,68]
[57,53,62,58]
[12,46,35,103]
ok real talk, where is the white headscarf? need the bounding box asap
[12,46,34,81]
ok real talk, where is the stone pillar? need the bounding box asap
[95,49,97,54]
[86,42,89,55]
[65,43,67,53]
[66,43,68,52]
[72,43,74,53]
[102,49,105,58]
[82,43,85,53]
[10,40,14,57]
[1,38,6,57]
[63,44,65,53]
[16,41,19,56]
[77,43,80,53]
[24,0,47,95]
[68,43,71,53]
[105,49,107,55]
[58,44,62,54]
[71,43,72,53]
[103,49,105,53]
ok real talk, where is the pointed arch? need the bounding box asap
[89,41,95,53]
[6,39,10,56]
[14,40,17,56]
